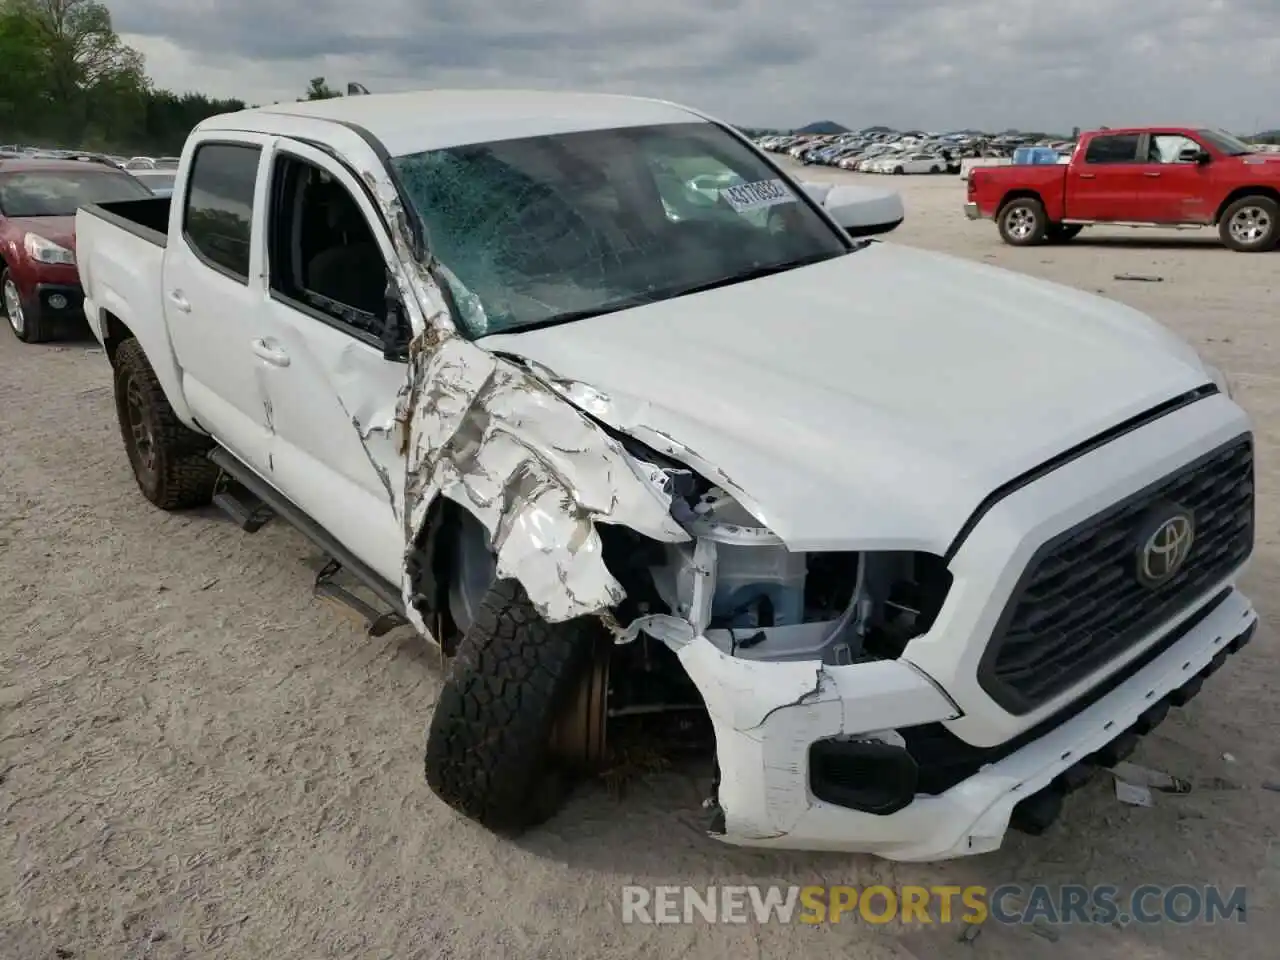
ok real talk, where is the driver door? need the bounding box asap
[1130,132,1215,224]
[251,140,411,585]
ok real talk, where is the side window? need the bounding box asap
[1149,134,1202,163]
[1083,134,1141,164]
[267,154,388,339]
[183,142,260,282]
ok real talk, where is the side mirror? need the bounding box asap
[1196,149,1212,165]
[822,183,905,237]
[381,279,411,362]
[799,180,834,205]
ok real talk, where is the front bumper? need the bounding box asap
[964,201,981,220]
[31,282,85,322]
[682,586,1256,860]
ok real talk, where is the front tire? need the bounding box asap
[1219,196,1279,252]
[2,269,50,343]
[424,579,606,832]
[112,338,219,509]
[998,198,1048,246]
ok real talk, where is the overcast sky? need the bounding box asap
[113,0,1279,133]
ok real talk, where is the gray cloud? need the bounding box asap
[111,0,1280,132]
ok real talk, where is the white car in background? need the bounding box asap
[872,153,947,175]
[127,168,177,198]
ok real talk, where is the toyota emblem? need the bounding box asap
[1135,508,1196,588]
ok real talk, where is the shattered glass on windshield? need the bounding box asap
[390,122,847,337]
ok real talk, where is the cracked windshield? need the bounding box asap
[391,121,849,336]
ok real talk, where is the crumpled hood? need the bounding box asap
[479,242,1213,554]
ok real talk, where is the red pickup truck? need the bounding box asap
[965,127,1280,252]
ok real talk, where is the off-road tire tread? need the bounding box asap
[113,338,218,510]
[424,578,600,832]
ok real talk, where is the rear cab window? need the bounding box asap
[183,142,262,283]
[1083,134,1141,164]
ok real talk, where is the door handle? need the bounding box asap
[251,338,291,367]
[1078,173,1096,179]
[168,289,191,313]
[1144,171,1162,177]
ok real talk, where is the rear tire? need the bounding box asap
[112,338,219,509]
[424,579,606,832]
[998,198,1048,246]
[1219,196,1279,252]
[894,166,905,175]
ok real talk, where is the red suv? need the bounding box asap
[1,158,155,342]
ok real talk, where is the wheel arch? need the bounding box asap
[96,306,204,433]
[997,189,1046,217]
[1214,186,1280,224]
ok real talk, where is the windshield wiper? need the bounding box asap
[493,294,662,335]
[493,249,848,336]
[652,249,848,301]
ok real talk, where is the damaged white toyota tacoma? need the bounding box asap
[75,90,1258,861]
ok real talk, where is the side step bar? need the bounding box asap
[207,447,408,631]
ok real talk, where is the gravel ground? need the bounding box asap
[2,162,1278,960]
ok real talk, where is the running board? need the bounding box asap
[212,481,275,532]
[1060,219,1208,229]
[206,447,407,627]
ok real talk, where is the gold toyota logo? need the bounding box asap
[1137,511,1196,587]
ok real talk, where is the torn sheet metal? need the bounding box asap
[519,359,770,526]
[395,328,689,627]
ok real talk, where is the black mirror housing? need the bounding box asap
[381,276,411,362]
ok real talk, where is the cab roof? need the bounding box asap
[200,88,709,157]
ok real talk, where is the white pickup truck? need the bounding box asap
[76,90,1257,861]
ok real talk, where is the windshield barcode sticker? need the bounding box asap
[720,178,795,213]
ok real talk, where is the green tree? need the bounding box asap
[0,0,245,153]
[303,76,341,101]
[20,0,148,140]
[0,2,52,132]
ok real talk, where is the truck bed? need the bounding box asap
[967,163,1068,220]
[76,198,171,351]
[80,197,171,247]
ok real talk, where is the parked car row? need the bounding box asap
[754,129,1081,175]
[0,144,181,171]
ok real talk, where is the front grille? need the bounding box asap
[980,434,1254,714]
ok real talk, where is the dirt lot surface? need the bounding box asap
[3,162,1279,960]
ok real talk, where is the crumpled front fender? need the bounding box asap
[393,327,689,628]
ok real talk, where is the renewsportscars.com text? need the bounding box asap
[620,884,1247,926]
